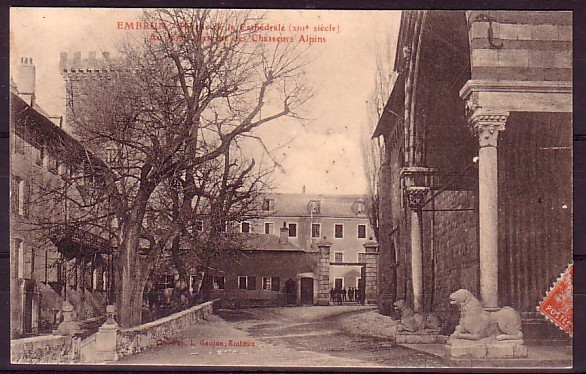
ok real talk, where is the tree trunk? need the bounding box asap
[116,186,153,327]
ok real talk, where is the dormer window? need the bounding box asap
[262,198,275,211]
[308,200,321,214]
[353,199,366,214]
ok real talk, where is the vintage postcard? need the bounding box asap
[9,8,572,369]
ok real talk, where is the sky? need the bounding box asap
[10,8,401,195]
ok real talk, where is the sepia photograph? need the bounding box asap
[9,8,572,369]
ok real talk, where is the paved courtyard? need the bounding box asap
[118,305,445,368]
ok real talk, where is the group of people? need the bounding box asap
[329,286,362,305]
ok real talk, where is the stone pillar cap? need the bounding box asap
[316,236,332,247]
[363,238,379,248]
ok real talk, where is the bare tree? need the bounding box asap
[362,31,397,242]
[166,142,276,299]
[64,9,311,327]
[361,30,399,314]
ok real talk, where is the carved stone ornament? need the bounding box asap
[448,289,523,341]
[405,186,430,210]
[470,111,508,148]
[464,92,481,118]
[393,299,442,333]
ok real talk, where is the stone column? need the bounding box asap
[363,239,379,304]
[405,186,429,313]
[316,237,332,306]
[471,111,508,309]
[96,305,119,362]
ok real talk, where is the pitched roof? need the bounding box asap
[240,233,306,252]
[263,192,368,218]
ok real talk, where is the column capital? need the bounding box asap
[469,111,509,148]
[405,186,430,210]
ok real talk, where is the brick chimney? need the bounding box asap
[279,222,289,244]
[16,57,36,105]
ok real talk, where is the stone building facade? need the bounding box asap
[373,10,572,341]
[11,58,114,338]
[239,193,376,300]
[207,231,318,308]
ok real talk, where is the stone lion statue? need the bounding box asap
[449,289,523,341]
[393,299,442,333]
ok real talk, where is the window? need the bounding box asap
[311,223,321,238]
[13,239,23,279]
[358,253,366,263]
[262,277,271,290]
[225,221,238,232]
[308,200,321,214]
[36,146,45,166]
[241,222,251,233]
[334,224,344,239]
[189,275,199,291]
[58,163,67,176]
[288,223,297,238]
[238,276,247,290]
[239,276,257,290]
[271,277,280,292]
[354,199,366,214]
[195,220,204,231]
[106,147,116,163]
[11,177,29,217]
[13,134,25,155]
[334,252,344,263]
[42,149,50,169]
[357,224,367,239]
[334,278,343,289]
[10,176,20,215]
[264,222,274,234]
[247,276,257,290]
[262,198,275,211]
[48,155,58,174]
[160,274,174,288]
[262,276,281,291]
[213,276,225,290]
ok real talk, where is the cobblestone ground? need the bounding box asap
[118,305,445,368]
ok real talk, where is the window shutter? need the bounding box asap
[24,180,30,217]
[10,177,18,213]
[271,277,280,292]
[247,276,256,290]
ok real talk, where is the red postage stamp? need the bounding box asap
[539,263,573,336]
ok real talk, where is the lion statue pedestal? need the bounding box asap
[445,289,528,359]
[392,299,447,344]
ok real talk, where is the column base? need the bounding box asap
[446,337,528,359]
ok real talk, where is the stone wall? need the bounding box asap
[467,11,571,81]
[11,334,74,364]
[423,190,478,329]
[116,300,216,358]
[209,250,316,307]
